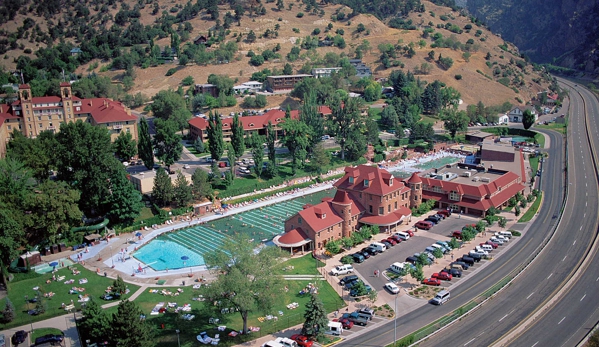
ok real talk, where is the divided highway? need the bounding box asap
[337,81,598,347]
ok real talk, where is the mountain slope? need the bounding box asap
[465,0,599,73]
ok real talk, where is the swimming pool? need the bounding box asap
[133,189,335,270]
[34,258,75,274]
[414,156,461,170]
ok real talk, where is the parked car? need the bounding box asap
[385,238,397,246]
[443,268,462,277]
[481,241,498,249]
[434,213,446,220]
[422,278,442,286]
[333,317,354,329]
[424,216,440,225]
[490,237,505,245]
[350,285,372,297]
[12,330,28,345]
[356,308,375,320]
[352,253,365,263]
[493,233,509,242]
[384,282,400,294]
[415,221,433,230]
[290,334,313,347]
[437,209,452,217]
[367,246,382,255]
[35,334,64,346]
[339,275,358,285]
[331,265,354,276]
[359,250,371,259]
[406,230,415,237]
[405,256,418,265]
[341,312,368,326]
[389,235,402,243]
[432,272,452,281]
[361,247,377,256]
[382,240,393,249]
[450,261,470,270]
[452,230,463,239]
[344,279,362,290]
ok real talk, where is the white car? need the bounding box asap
[384,282,400,294]
[493,233,509,242]
[473,247,489,256]
[490,237,504,245]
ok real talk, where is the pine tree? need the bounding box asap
[207,111,224,161]
[250,133,265,177]
[193,137,205,153]
[231,114,245,158]
[113,275,127,294]
[153,168,173,207]
[301,293,329,340]
[191,168,212,200]
[173,171,192,207]
[111,300,154,347]
[80,298,111,342]
[285,105,292,119]
[227,142,236,180]
[265,122,277,177]
[137,117,154,170]
[1,297,15,323]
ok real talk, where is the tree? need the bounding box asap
[193,137,205,153]
[80,298,111,343]
[300,90,324,150]
[410,264,425,282]
[409,122,434,143]
[522,109,535,129]
[276,0,284,10]
[207,112,225,161]
[138,117,154,170]
[227,143,236,180]
[246,30,257,43]
[249,133,265,177]
[433,247,443,259]
[153,168,173,206]
[114,131,137,161]
[111,300,154,347]
[153,119,183,171]
[150,89,188,121]
[231,114,245,158]
[301,293,329,340]
[6,130,56,181]
[283,63,293,75]
[54,121,115,216]
[173,171,192,207]
[327,96,362,160]
[191,168,212,200]
[280,119,311,174]
[380,105,399,128]
[24,180,83,244]
[310,143,330,174]
[265,122,277,177]
[104,166,142,225]
[203,234,284,334]
[441,108,469,141]
[1,297,15,323]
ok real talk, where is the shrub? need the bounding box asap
[296,12,304,18]
[312,28,321,35]
[340,255,354,264]
[454,74,462,80]
[511,230,522,237]
[165,68,178,76]
[514,206,521,216]
[249,55,264,66]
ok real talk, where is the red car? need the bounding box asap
[333,317,354,329]
[432,272,452,281]
[481,241,498,249]
[389,235,402,243]
[422,278,442,286]
[415,221,433,230]
[386,238,397,246]
[290,334,314,347]
[406,230,415,237]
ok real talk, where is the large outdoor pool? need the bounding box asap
[133,189,335,270]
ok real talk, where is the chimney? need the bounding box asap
[0,105,3,113]
[89,100,92,107]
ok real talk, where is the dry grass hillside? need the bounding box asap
[1,0,551,107]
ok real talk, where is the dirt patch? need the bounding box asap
[408,285,441,300]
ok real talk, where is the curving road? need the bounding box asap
[411,81,599,347]
[337,98,569,346]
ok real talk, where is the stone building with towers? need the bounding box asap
[0,83,138,158]
[275,161,525,253]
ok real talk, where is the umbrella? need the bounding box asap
[49,261,59,267]
[135,232,142,237]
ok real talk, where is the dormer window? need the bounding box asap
[349,176,354,184]
[321,213,326,219]
[389,177,393,186]
[249,123,254,127]
[364,179,369,187]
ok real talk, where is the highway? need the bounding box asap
[337,81,599,347]
[337,101,568,346]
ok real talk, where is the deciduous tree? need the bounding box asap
[114,131,137,161]
[310,143,329,174]
[327,95,362,160]
[153,168,173,207]
[280,119,311,174]
[441,108,469,141]
[207,112,224,161]
[137,117,154,170]
[249,132,265,177]
[231,114,245,158]
[191,168,212,200]
[203,234,284,334]
[153,118,183,171]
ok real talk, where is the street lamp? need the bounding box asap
[25,295,33,333]
[175,329,181,347]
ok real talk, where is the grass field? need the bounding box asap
[0,266,139,330]
[535,122,566,135]
[31,327,63,342]
[519,192,543,222]
[529,155,539,176]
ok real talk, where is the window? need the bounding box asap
[379,207,384,215]
[389,177,393,185]
[395,201,398,209]
[7,125,11,130]
[449,191,460,201]
[48,115,52,120]
[126,128,130,133]
[359,192,362,198]
[369,194,372,201]
[369,205,373,213]
[349,176,354,184]
[388,205,391,212]
[298,217,302,224]
[364,179,369,187]
[39,123,42,128]
[28,117,30,122]
[38,116,42,121]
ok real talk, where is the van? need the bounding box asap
[480,244,493,252]
[331,264,354,276]
[425,246,438,254]
[415,221,433,230]
[390,262,406,274]
[430,290,451,305]
[395,231,410,241]
[498,231,513,239]
[274,337,299,347]
[327,321,344,335]
[339,275,358,285]
[460,256,475,266]
[369,242,387,253]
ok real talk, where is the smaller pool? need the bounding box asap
[510,136,531,143]
[415,156,460,170]
[133,238,205,271]
[34,258,75,274]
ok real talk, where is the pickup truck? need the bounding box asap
[341,312,368,326]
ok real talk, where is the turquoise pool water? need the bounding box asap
[34,258,75,274]
[133,189,335,270]
[510,136,531,143]
[414,156,461,170]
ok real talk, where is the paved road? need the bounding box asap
[336,107,567,346]
[414,81,598,347]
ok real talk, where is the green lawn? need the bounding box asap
[519,192,543,222]
[136,277,344,347]
[535,122,566,135]
[135,207,155,222]
[274,253,325,275]
[529,155,539,176]
[31,327,63,341]
[0,266,139,330]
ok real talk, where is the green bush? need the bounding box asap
[165,68,178,76]
[296,12,304,18]
[510,230,521,237]
[454,74,462,80]
[340,255,354,264]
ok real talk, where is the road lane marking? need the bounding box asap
[573,240,576,245]
[558,316,566,325]
[581,294,586,301]
[464,338,476,346]
[547,273,553,279]
[499,314,509,322]
[563,255,567,261]
[596,276,599,281]
[532,342,539,347]
[526,292,534,299]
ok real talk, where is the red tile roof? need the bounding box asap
[189,109,300,131]
[334,165,406,196]
[422,181,525,211]
[359,206,412,226]
[76,99,137,124]
[275,228,312,247]
[407,172,422,184]
[298,201,343,233]
[332,190,352,204]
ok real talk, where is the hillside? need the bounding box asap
[465,0,599,74]
[0,0,553,107]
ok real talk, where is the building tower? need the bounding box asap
[18,84,34,137]
[60,82,74,123]
[407,172,423,208]
[331,190,353,238]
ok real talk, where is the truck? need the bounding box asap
[341,312,368,326]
